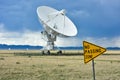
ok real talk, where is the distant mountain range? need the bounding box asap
[0,44,120,50]
[0,44,42,50]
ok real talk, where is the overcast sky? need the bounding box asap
[0,0,120,47]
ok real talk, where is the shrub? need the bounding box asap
[0,57,5,60]
[16,62,20,64]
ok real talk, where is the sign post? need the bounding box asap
[83,41,106,80]
[92,60,95,80]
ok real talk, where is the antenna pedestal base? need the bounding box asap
[46,41,54,50]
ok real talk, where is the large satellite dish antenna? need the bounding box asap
[37,6,77,51]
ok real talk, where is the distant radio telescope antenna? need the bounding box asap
[37,6,77,50]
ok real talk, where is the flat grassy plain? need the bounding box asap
[0,50,120,80]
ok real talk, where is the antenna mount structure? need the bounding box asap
[37,6,77,51]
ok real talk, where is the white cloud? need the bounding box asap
[0,23,44,46]
[55,37,81,47]
[81,37,120,47]
[0,31,45,46]
[70,10,90,18]
[0,23,5,32]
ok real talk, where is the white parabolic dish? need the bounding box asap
[37,6,77,36]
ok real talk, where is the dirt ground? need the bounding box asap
[0,50,120,80]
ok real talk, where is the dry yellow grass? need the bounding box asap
[0,50,120,80]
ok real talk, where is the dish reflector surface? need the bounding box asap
[37,6,77,36]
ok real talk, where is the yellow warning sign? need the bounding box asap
[83,41,106,64]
